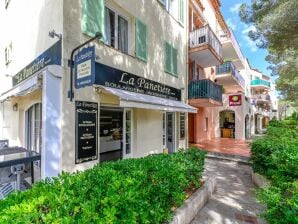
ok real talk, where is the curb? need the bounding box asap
[206,152,250,165]
[251,172,269,188]
[169,177,217,224]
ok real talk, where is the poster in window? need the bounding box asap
[75,101,98,164]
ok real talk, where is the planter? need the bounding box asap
[252,172,269,188]
[169,177,217,224]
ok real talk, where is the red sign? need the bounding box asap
[229,95,242,106]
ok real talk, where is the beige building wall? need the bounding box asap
[60,0,189,172]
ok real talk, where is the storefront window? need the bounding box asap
[124,110,132,155]
[25,103,42,153]
[179,113,185,139]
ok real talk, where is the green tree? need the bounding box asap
[239,0,298,105]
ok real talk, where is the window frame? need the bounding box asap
[179,112,185,140]
[104,4,132,55]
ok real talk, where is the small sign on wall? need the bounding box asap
[75,101,98,164]
[75,46,95,88]
[229,95,242,106]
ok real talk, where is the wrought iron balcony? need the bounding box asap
[216,61,245,89]
[188,79,223,106]
[251,79,270,88]
[189,25,223,67]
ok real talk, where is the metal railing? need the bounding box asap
[189,25,222,58]
[251,79,270,87]
[188,79,223,102]
[252,94,271,102]
[216,61,245,88]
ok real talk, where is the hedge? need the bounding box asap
[250,120,298,224]
[0,148,206,224]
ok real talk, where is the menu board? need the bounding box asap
[75,101,98,164]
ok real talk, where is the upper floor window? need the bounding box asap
[158,0,185,24]
[4,43,12,65]
[104,6,131,54]
[5,0,10,9]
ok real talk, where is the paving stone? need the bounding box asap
[191,158,266,224]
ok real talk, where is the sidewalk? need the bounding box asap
[191,157,266,224]
[191,138,251,157]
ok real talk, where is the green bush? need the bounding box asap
[250,120,298,223]
[0,148,206,224]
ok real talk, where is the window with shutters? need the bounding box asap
[104,6,131,54]
[135,19,147,62]
[157,0,184,24]
[164,41,178,76]
[4,43,12,66]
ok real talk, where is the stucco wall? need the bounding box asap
[60,0,188,172]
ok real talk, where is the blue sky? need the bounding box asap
[220,1,272,79]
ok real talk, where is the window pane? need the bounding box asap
[105,7,115,47]
[164,42,172,73]
[118,16,128,54]
[180,113,185,139]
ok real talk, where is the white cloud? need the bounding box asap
[230,3,242,13]
[240,24,258,52]
[242,35,258,52]
[226,18,237,30]
[241,25,257,34]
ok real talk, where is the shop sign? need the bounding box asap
[75,101,98,164]
[229,95,242,106]
[12,40,62,86]
[95,63,181,101]
[75,46,95,88]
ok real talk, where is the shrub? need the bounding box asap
[0,148,206,224]
[250,120,298,223]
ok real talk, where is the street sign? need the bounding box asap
[74,46,95,88]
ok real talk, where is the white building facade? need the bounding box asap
[0,0,195,179]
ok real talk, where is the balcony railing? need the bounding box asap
[188,79,222,102]
[252,94,271,102]
[189,25,222,58]
[216,61,245,88]
[251,79,270,87]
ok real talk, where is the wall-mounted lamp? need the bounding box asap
[13,103,18,111]
[49,29,62,39]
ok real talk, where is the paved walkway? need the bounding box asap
[191,138,251,157]
[191,158,266,224]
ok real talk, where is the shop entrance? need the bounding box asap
[219,110,235,138]
[245,115,250,139]
[99,107,132,162]
[164,112,176,153]
[100,108,123,162]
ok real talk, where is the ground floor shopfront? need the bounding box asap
[0,62,194,181]
[189,93,254,143]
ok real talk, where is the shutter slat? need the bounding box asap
[81,0,105,38]
[172,47,178,75]
[136,19,147,61]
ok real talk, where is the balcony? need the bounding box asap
[189,25,223,68]
[188,79,223,107]
[251,79,270,90]
[216,61,245,92]
[220,28,245,69]
[252,94,271,103]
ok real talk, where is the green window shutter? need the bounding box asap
[178,0,184,23]
[136,19,147,61]
[172,47,178,75]
[165,42,172,73]
[81,0,105,39]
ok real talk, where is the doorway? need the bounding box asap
[245,115,250,139]
[99,107,132,162]
[164,112,176,153]
[219,110,235,138]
